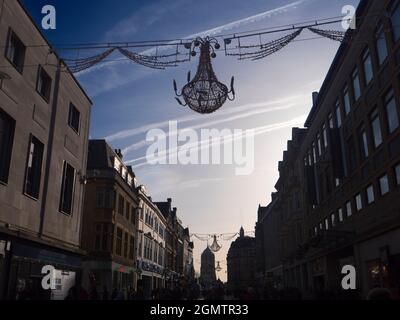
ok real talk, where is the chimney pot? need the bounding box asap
[312,92,319,106]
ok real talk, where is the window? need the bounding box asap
[362,49,373,85]
[336,102,342,128]
[384,90,399,134]
[359,128,369,159]
[129,235,135,260]
[131,206,136,224]
[68,103,80,133]
[379,174,390,196]
[95,223,111,251]
[96,188,114,208]
[125,202,130,219]
[331,213,336,227]
[138,234,143,257]
[328,113,334,129]
[36,66,52,102]
[371,110,383,148]
[355,194,363,211]
[395,164,400,186]
[24,135,44,199]
[118,195,124,215]
[343,86,351,115]
[366,185,375,204]
[144,237,153,260]
[158,245,163,266]
[317,133,322,156]
[5,29,26,73]
[312,142,317,163]
[123,232,129,258]
[347,137,357,173]
[322,124,328,148]
[376,24,388,65]
[0,110,15,184]
[325,218,329,230]
[338,208,344,222]
[59,162,75,215]
[153,240,158,262]
[352,68,361,102]
[116,227,123,256]
[391,1,400,42]
[346,201,353,217]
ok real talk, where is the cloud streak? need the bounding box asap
[122,102,299,155]
[127,114,307,168]
[105,93,308,142]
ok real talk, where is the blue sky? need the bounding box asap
[23,0,359,280]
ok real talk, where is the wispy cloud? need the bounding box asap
[127,114,307,168]
[122,102,299,155]
[143,0,309,55]
[105,93,308,142]
[103,0,188,41]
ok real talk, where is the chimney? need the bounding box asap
[167,198,172,204]
[115,149,123,159]
[312,92,319,106]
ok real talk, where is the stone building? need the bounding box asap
[154,198,189,287]
[256,0,400,299]
[227,227,256,293]
[200,246,216,289]
[81,140,139,298]
[136,186,166,298]
[0,0,92,300]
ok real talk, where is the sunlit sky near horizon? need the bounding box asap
[23,0,359,281]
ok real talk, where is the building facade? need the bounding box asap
[81,140,139,298]
[227,227,256,294]
[256,0,400,299]
[154,198,191,288]
[136,186,166,298]
[0,0,92,300]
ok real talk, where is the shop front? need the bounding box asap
[357,228,400,299]
[137,260,164,298]
[1,239,82,300]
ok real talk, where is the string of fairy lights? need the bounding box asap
[0,10,389,114]
[57,22,353,73]
[189,230,255,254]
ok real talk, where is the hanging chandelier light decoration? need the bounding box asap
[215,261,222,272]
[173,37,235,114]
[209,234,222,253]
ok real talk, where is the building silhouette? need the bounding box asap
[227,227,256,293]
[200,246,216,289]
